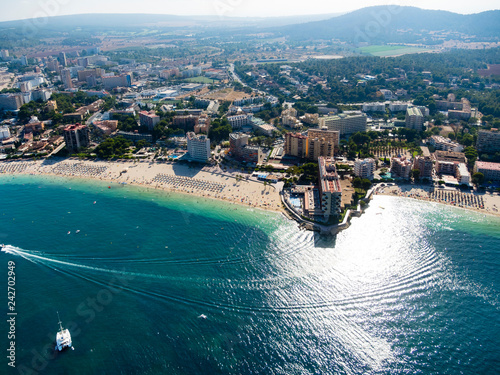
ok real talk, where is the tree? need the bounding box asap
[94,137,132,159]
[208,118,232,144]
[352,177,362,188]
[361,179,372,190]
[472,172,484,186]
[350,132,371,146]
[464,146,478,167]
[411,169,420,181]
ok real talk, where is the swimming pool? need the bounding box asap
[289,197,302,208]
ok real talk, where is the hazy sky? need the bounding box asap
[1,0,498,22]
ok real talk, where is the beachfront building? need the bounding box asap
[318,157,342,220]
[413,156,434,179]
[63,124,90,152]
[456,163,471,185]
[474,161,500,183]
[390,156,412,179]
[186,132,210,162]
[428,135,464,152]
[139,111,160,132]
[319,114,367,137]
[229,133,264,165]
[434,151,467,175]
[477,129,500,153]
[354,158,376,180]
[405,107,424,131]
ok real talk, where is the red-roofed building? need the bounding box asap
[474,161,500,182]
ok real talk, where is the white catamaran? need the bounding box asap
[55,312,73,351]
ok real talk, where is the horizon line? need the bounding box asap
[0,5,499,24]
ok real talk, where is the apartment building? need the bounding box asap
[391,156,412,179]
[102,73,132,90]
[284,133,308,159]
[405,107,424,131]
[413,156,434,179]
[428,136,464,152]
[229,133,263,164]
[139,111,160,131]
[433,151,467,175]
[63,124,90,152]
[61,68,73,89]
[354,158,376,180]
[319,114,367,136]
[474,161,500,182]
[362,102,385,112]
[477,129,500,153]
[227,114,252,130]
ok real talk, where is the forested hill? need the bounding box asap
[275,6,500,43]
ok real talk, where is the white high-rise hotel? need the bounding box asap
[187,132,211,162]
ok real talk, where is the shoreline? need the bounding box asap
[374,183,500,218]
[0,158,284,213]
[2,158,499,219]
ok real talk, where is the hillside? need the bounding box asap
[276,6,500,43]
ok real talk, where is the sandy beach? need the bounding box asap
[2,158,500,218]
[0,158,284,212]
[375,183,500,217]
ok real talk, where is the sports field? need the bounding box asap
[183,76,217,84]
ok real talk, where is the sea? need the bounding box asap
[1,174,499,375]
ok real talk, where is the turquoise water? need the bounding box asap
[1,174,499,374]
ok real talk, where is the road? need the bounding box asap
[86,111,102,125]
[228,64,245,86]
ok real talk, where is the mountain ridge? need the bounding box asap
[273,6,500,43]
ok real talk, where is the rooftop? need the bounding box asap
[407,107,423,116]
[318,157,342,194]
[475,161,500,171]
[64,124,87,131]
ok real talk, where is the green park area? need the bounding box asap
[359,45,431,57]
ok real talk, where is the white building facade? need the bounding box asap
[187,132,211,162]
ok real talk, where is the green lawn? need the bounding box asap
[183,76,217,84]
[359,45,431,57]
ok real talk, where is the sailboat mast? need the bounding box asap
[57,311,63,331]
